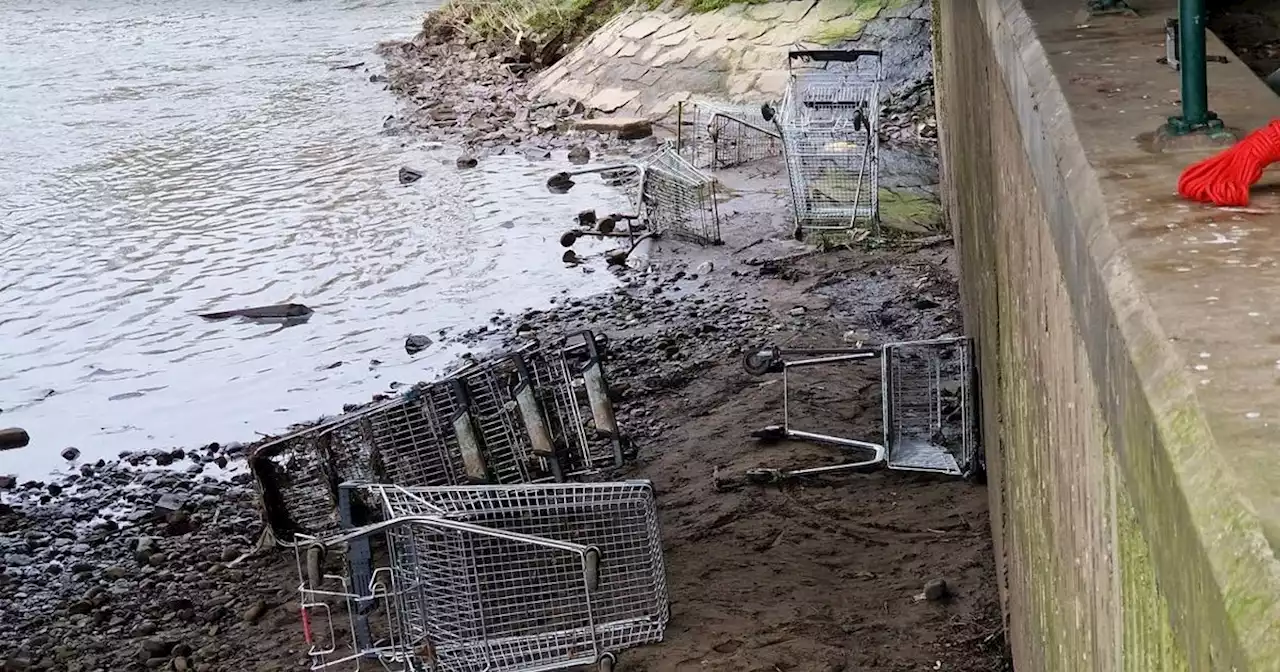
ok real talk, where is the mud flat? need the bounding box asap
[0,4,1006,672]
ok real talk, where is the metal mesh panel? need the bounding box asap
[298,482,668,672]
[640,146,721,245]
[779,52,881,232]
[883,337,977,476]
[679,100,782,170]
[375,482,668,669]
[253,335,625,546]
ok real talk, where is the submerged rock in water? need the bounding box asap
[455,154,478,169]
[567,145,590,165]
[404,334,434,355]
[198,303,313,322]
[398,166,423,184]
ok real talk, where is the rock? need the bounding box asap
[242,599,268,623]
[571,117,653,141]
[398,166,423,184]
[103,566,128,580]
[0,475,15,489]
[404,334,434,355]
[60,447,80,461]
[172,657,189,672]
[455,154,478,169]
[220,547,240,563]
[0,427,30,450]
[46,483,62,497]
[66,599,93,615]
[923,578,949,601]
[577,209,596,228]
[567,145,590,165]
[153,493,187,517]
[788,306,806,316]
[148,553,168,567]
[140,639,174,657]
[695,261,715,275]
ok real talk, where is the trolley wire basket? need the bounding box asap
[547,144,722,246]
[676,100,782,170]
[740,337,981,483]
[296,481,669,672]
[251,332,627,546]
[776,49,882,236]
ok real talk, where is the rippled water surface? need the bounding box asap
[0,0,624,474]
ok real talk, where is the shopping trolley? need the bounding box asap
[741,337,982,482]
[546,143,722,245]
[772,49,882,237]
[675,100,782,170]
[295,481,669,672]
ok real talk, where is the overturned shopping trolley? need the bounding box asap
[771,49,882,238]
[296,481,669,672]
[251,332,626,546]
[675,100,782,170]
[546,144,722,245]
[741,337,982,483]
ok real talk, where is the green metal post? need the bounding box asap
[1166,0,1223,134]
[1179,0,1208,125]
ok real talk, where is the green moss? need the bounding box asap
[675,0,769,13]
[878,188,943,233]
[805,0,889,44]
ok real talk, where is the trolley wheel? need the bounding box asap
[853,109,867,133]
[741,349,779,376]
[750,425,787,444]
[746,468,783,485]
[596,652,617,672]
[593,332,610,357]
[760,102,776,123]
[305,543,326,589]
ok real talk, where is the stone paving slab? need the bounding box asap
[531,0,933,119]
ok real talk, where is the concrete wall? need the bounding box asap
[935,0,1280,669]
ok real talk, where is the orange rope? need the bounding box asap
[1177,120,1280,207]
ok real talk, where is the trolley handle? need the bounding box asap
[787,49,882,64]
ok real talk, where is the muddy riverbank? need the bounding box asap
[0,229,1006,672]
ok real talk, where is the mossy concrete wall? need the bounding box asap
[936,0,1280,669]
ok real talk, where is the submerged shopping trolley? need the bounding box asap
[546,144,722,245]
[740,337,982,483]
[296,481,669,672]
[773,49,882,238]
[675,100,782,170]
[251,332,626,546]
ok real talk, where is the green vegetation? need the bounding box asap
[432,0,635,58]
[666,0,769,14]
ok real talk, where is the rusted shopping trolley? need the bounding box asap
[741,337,982,483]
[250,331,626,546]
[296,481,669,672]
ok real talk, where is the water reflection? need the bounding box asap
[0,0,626,474]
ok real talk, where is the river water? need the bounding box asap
[0,0,625,475]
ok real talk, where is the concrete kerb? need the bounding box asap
[976,0,1280,666]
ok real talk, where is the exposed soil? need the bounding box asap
[1,4,1007,672]
[1208,0,1280,80]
